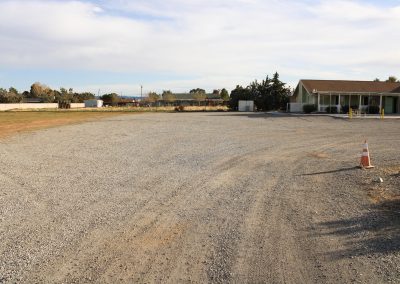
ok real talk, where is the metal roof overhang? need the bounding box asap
[316,91,400,96]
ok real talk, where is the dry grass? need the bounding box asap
[367,188,400,205]
[0,111,134,139]
[366,164,400,204]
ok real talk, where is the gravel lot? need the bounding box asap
[1,112,400,283]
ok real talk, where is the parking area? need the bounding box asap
[0,112,399,283]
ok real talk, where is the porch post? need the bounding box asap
[349,94,352,108]
[368,94,371,113]
[317,93,320,112]
[379,95,383,112]
[359,94,362,112]
[338,94,341,113]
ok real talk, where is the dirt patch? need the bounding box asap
[381,165,400,176]
[361,164,400,206]
[308,152,330,159]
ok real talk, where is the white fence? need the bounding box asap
[0,103,85,111]
[0,103,58,111]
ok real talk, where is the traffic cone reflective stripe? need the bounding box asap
[360,140,374,169]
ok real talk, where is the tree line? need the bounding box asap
[2,74,398,108]
[0,82,95,104]
[374,76,400,83]
[0,74,290,111]
[0,83,231,106]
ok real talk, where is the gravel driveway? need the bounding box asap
[1,112,400,283]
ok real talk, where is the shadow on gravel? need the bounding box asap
[318,199,400,259]
[299,166,359,176]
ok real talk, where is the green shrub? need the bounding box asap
[325,106,338,113]
[303,104,317,114]
[368,105,380,114]
[341,105,359,113]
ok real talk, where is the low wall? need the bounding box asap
[0,103,58,111]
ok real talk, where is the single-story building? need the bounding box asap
[290,80,400,114]
[159,93,225,106]
[22,98,44,103]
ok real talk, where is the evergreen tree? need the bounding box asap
[269,72,290,110]
[229,72,290,111]
[386,76,399,83]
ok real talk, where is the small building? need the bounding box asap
[84,99,103,108]
[290,80,400,114]
[22,98,44,103]
[238,100,254,112]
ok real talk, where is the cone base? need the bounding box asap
[359,165,375,169]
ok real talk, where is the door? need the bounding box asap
[385,97,394,114]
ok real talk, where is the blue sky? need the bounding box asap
[0,0,399,95]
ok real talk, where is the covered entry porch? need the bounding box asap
[317,92,400,114]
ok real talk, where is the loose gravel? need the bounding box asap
[0,112,399,283]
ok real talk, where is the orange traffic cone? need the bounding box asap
[360,140,374,169]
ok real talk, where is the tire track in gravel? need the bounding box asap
[25,146,260,282]
[228,141,319,283]
[59,153,289,284]
[229,134,381,283]
[36,143,280,283]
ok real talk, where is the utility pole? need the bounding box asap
[141,85,143,100]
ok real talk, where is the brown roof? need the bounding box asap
[301,80,400,94]
[393,86,400,93]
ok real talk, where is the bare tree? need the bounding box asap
[147,92,160,106]
[193,91,206,106]
[162,90,176,106]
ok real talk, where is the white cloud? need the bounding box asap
[0,0,399,93]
